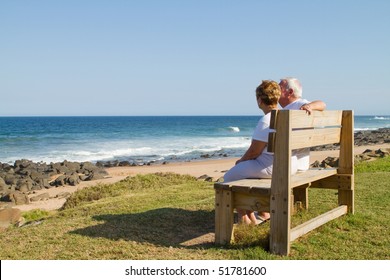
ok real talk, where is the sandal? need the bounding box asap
[255,216,270,225]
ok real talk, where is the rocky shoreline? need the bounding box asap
[0,128,389,208]
[0,160,109,206]
[354,128,390,146]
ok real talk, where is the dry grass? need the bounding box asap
[1,158,389,260]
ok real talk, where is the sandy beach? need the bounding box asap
[13,143,390,212]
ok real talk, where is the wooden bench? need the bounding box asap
[214,110,354,255]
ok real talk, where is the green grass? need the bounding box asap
[22,209,51,222]
[0,158,389,260]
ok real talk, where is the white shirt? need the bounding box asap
[283,98,310,171]
[252,112,298,174]
[251,113,274,169]
[252,113,271,141]
[283,99,309,110]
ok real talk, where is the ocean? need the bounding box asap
[0,115,389,165]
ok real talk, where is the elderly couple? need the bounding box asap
[224,77,326,225]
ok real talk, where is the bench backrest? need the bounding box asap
[268,110,354,175]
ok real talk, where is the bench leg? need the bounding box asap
[293,184,309,210]
[338,189,354,214]
[270,191,292,256]
[215,189,234,245]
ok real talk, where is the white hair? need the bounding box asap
[281,77,302,98]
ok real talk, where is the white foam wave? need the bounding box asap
[374,116,390,120]
[1,136,252,164]
[228,126,240,132]
[354,128,373,131]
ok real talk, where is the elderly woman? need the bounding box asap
[224,80,298,225]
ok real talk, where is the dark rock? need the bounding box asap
[81,162,98,170]
[119,161,132,166]
[66,174,80,186]
[4,174,17,185]
[2,192,29,205]
[17,169,31,176]
[310,157,339,168]
[79,175,89,181]
[375,148,390,157]
[51,175,67,186]
[33,178,51,189]
[311,160,321,168]
[197,174,213,182]
[14,159,34,169]
[0,177,8,191]
[64,161,81,171]
[16,178,34,192]
[1,163,13,172]
[0,159,111,205]
[354,128,390,146]
[86,171,106,180]
[216,177,224,182]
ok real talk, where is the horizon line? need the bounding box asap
[0,113,389,118]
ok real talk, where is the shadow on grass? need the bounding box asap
[71,208,216,248]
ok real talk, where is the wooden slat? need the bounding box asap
[227,178,271,189]
[214,189,223,244]
[215,179,271,194]
[291,168,338,188]
[231,179,271,195]
[270,110,292,256]
[267,132,276,153]
[271,110,342,129]
[338,110,354,213]
[269,110,279,129]
[339,189,354,214]
[293,184,309,209]
[289,127,341,150]
[269,127,341,153]
[214,182,233,191]
[310,174,353,190]
[214,189,234,244]
[217,169,337,192]
[290,205,348,241]
[222,189,234,243]
[232,186,270,195]
[289,110,343,129]
[338,110,354,174]
[234,192,270,212]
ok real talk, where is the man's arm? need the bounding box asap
[300,100,326,114]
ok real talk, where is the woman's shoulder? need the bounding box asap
[259,112,272,124]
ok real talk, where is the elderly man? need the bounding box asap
[279,77,326,171]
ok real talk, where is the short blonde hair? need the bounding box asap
[256,80,281,106]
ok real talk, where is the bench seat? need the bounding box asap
[215,168,338,194]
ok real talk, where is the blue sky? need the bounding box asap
[1,0,389,116]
